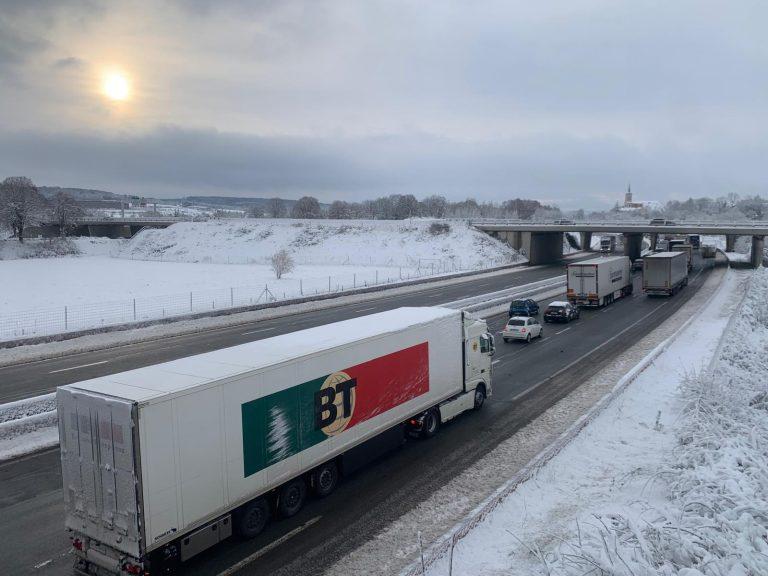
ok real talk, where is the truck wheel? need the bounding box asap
[421,409,440,439]
[234,497,270,539]
[278,479,307,518]
[312,461,339,498]
[473,384,486,410]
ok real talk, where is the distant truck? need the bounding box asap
[667,238,686,251]
[687,234,701,249]
[57,307,495,575]
[599,236,616,253]
[672,243,694,271]
[643,252,689,296]
[701,245,717,259]
[567,255,632,307]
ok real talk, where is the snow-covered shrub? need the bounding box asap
[543,268,768,576]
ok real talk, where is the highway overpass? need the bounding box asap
[472,219,768,267]
[32,216,184,239]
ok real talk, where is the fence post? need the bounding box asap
[353,273,356,288]
[399,266,402,280]
[300,279,303,295]
[64,306,68,330]
[230,287,234,307]
[133,299,136,321]
[189,292,193,312]
[376,270,379,284]
[328,276,331,292]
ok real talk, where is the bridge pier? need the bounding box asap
[726,234,737,252]
[580,231,593,251]
[522,232,563,265]
[623,233,643,261]
[649,233,658,251]
[752,236,764,268]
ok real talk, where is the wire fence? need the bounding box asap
[0,256,519,342]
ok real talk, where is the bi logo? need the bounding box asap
[314,371,357,436]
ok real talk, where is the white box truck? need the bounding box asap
[671,243,694,272]
[567,255,632,307]
[57,307,494,575]
[643,251,688,296]
[599,236,616,253]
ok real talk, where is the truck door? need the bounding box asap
[58,388,142,559]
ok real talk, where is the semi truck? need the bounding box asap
[57,307,494,576]
[566,255,632,307]
[599,236,616,253]
[687,235,701,249]
[671,243,694,272]
[643,252,688,296]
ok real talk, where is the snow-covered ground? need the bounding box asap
[420,268,762,576]
[0,219,519,341]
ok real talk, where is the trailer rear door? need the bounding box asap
[58,388,142,558]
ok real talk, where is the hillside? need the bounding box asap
[117,219,519,269]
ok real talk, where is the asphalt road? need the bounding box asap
[0,258,586,404]
[0,254,719,575]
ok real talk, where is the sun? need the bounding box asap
[102,72,130,101]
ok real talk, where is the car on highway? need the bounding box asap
[632,258,644,271]
[502,316,543,342]
[508,298,540,317]
[543,301,580,323]
[553,219,574,225]
[649,218,676,225]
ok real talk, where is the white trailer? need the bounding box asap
[671,243,694,272]
[643,251,689,296]
[566,255,632,307]
[57,307,494,575]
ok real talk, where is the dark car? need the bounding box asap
[632,258,644,272]
[543,301,580,323]
[508,298,539,317]
[649,218,676,226]
[553,219,574,225]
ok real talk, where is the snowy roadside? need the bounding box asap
[328,262,731,576]
[414,267,758,576]
[0,263,542,368]
[0,393,58,461]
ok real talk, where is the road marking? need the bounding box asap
[429,291,445,297]
[242,327,277,335]
[510,300,670,402]
[353,306,377,313]
[33,560,52,569]
[492,360,501,365]
[215,516,322,576]
[49,360,108,374]
[555,327,571,335]
[601,307,614,313]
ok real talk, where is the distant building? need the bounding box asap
[620,185,662,211]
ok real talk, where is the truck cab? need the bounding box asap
[463,313,494,396]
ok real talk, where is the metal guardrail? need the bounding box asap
[443,276,566,313]
[70,216,187,224]
[468,218,768,230]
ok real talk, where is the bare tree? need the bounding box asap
[0,176,45,243]
[422,195,448,218]
[327,200,351,219]
[268,197,287,218]
[291,196,323,219]
[246,204,264,218]
[270,249,295,279]
[52,191,84,236]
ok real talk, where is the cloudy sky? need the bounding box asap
[0,1,766,208]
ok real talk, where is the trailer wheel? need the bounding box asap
[234,497,270,539]
[421,409,440,439]
[312,461,339,498]
[473,384,486,410]
[278,478,307,518]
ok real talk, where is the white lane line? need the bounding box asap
[429,291,445,297]
[242,327,277,335]
[510,301,670,402]
[492,360,501,365]
[33,560,52,569]
[354,306,377,313]
[216,516,322,576]
[49,360,108,374]
[555,327,571,335]
[600,306,614,313]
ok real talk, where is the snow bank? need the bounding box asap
[420,268,757,576]
[114,218,517,268]
[0,392,58,461]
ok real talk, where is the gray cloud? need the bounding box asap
[52,56,85,69]
[0,126,764,208]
